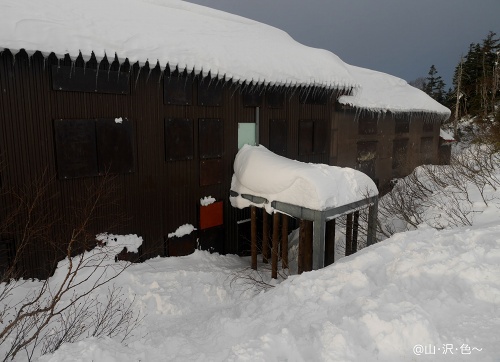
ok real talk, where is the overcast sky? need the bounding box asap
[187,0,499,89]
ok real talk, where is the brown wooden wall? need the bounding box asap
[0,49,441,278]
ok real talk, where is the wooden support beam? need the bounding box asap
[304,220,313,272]
[325,219,335,266]
[262,210,269,263]
[251,206,257,270]
[352,211,359,253]
[272,212,280,279]
[281,214,288,269]
[345,213,353,256]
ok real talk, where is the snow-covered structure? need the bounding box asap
[0,0,450,277]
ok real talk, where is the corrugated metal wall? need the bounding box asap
[0,50,339,278]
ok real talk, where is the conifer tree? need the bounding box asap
[424,65,446,104]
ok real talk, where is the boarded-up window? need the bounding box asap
[420,137,434,163]
[299,120,327,155]
[164,73,193,105]
[96,119,135,174]
[165,119,194,161]
[269,119,287,156]
[395,119,409,134]
[266,90,285,108]
[199,119,223,159]
[54,118,135,179]
[358,117,377,135]
[423,122,434,132]
[299,87,329,105]
[242,85,263,107]
[51,65,130,94]
[200,159,223,186]
[198,76,223,106]
[54,119,99,179]
[357,141,377,179]
[392,138,409,170]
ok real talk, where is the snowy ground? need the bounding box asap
[2,145,500,362]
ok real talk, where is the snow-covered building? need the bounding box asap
[0,0,450,278]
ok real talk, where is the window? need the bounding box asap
[198,76,223,106]
[51,65,130,94]
[241,84,263,107]
[266,90,285,108]
[164,72,193,105]
[358,117,377,135]
[165,118,194,161]
[423,122,434,132]
[299,87,330,105]
[299,120,327,155]
[238,123,257,149]
[395,119,409,134]
[54,118,135,179]
[420,137,434,164]
[357,141,377,179]
[392,139,409,170]
[199,119,223,159]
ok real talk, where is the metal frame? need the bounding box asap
[232,191,378,269]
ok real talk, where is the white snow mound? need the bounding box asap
[231,145,378,212]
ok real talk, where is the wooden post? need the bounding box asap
[352,211,359,253]
[251,206,257,270]
[325,219,335,266]
[272,212,280,279]
[281,214,288,269]
[345,213,353,256]
[262,210,269,263]
[304,220,313,272]
[298,219,305,275]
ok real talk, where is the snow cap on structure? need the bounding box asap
[0,0,451,116]
[0,0,355,90]
[230,145,378,213]
[340,65,451,120]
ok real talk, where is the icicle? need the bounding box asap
[134,65,142,88]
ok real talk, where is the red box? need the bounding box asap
[200,201,223,230]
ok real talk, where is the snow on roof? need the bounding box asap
[339,65,451,120]
[0,0,451,116]
[0,0,354,90]
[230,145,378,212]
[440,128,456,141]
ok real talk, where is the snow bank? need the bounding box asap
[230,145,378,212]
[33,224,500,362]
[95,233,143,253]
[339,64,451,120]
[0,0,354,90]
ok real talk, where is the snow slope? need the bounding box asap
[26,224,500,362]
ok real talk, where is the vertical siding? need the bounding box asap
[3,50,444,278]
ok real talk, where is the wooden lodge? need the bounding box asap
[0,1,450,279]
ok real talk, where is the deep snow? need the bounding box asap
[0,0,449,117]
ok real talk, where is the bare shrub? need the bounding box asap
[0,173,143,361]
[377,144,500,238]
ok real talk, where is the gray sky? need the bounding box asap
[187,0,500,89]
